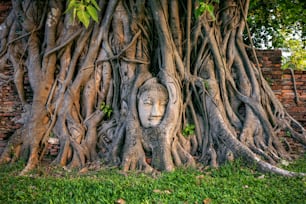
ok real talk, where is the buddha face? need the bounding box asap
[138,79,168,128]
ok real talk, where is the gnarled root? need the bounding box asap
[0,128,23,165]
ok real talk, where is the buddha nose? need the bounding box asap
[151,104,162,117]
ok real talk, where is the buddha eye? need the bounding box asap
[143,100,152,105]
[160,100,168,106]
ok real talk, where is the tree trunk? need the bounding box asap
[0,0,305,176]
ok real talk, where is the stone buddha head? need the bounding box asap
[137,78,169,128]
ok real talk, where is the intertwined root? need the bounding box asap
[0,0,305,176]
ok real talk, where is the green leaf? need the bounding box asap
[107,109,112,118]
[195,9,202,19]
[194,2,216,20]
[206,4,216,20]
[65,0,77,13]
[86,5,98,22]
[195,2,205,19]
[90,0,101,11]
[72,8,77,24]
[100,102,105,110]
[182,124,196,137]
[77,9,90,28]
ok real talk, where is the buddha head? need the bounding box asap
[137,78,169,128]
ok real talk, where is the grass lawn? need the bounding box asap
[0,154,305,204]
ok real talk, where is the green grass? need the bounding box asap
[0,155,305,204]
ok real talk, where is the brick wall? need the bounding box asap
[0,65,33,155]
[0,1,12,153]
[0,67,23,154]
[254,50,306,128]
[0,1,25,155]
[280,69,306,127]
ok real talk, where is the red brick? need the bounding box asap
[295,81,304,85]
[281,81,293,86]
[262,68,271,72]
[272,64,281,68]
[271,76,281,80]
[281,86,293,90]
[287,106,306,112]
[282,74,292,79]
[270,85,282,91]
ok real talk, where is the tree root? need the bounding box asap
[1,0,305,177]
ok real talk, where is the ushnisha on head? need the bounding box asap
[137,78,169,128]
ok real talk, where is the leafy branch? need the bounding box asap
[282,39,306,71]
[65,0,100,28]
[195,0,219,20]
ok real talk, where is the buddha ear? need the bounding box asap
[158,71,178,104]
[166,82,177,104]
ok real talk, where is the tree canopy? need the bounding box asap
[246,0,306,70]
[247,0,305,48]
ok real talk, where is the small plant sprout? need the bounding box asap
[203,79,210,90]
[182,124,195,137]
[9,144,15,158]
[100,102,112,118]
[265,77,274,86]
[285,130,291,137]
